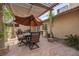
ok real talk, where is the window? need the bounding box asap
[53,3,69,15]
[39,3,69,20]
[42,24,48,31]
[39,11,49,21]
[44,24,48,31]
[57,5,68,13]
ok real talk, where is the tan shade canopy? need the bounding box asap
[10,3,47,17]
[10,3,58,17]
[7,3,59,26]
[14,15,42,26]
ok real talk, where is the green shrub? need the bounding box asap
[64,34,79,50]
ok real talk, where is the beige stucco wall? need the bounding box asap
[41,9,79,38]
[14,25,30,32]
[15,24,38,32]
[69,3,79,10]
[40,21,50,36]
[52,9,79,39]
[58,3,79,14]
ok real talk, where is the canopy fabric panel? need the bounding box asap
[10,3,59,17]
[10,3,47,17]
[40,3,57,8]
[14,15,42,26]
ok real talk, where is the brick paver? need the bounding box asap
[5,36,79,56]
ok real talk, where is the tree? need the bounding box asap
[0,4,5,49]
[3,4,13,24]
[48,9,55,38]
[3,4,14,40]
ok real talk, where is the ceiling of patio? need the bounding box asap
[10,3,59,18]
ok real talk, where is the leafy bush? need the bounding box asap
[64,34,79,50]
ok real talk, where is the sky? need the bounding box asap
[39,3,69,21]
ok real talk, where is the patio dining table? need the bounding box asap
[22,32,31,46]
[23,32,31,36]
[23,33,31,41]
[18,32,40,50]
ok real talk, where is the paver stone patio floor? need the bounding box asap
[5,36,79,56]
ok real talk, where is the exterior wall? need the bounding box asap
[41,4,79,38]
[58,3,79,14]
[42,21,49,32]
[57,5,68,13]
[52,9,79,39]
[15,25,30,32]
[41,21,50,36]
[69,3,79,9]
[15,24,38,32]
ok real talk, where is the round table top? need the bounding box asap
[23,33,31,36]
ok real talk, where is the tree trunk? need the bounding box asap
[11,22,16,38]
[0,4,5,49]
[49,10,53,38]
[49,10,54,38]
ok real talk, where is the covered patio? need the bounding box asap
[0,3,79,56]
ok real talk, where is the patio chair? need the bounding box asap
[16,30,26,46]
[16,29,23,35]
[29,32,40,50]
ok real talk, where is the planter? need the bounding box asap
[48,38,55,42]
[47,32,54,38]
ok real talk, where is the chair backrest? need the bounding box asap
[16,29,23,41]
[31,32,40,43]
[16,29,23,35]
